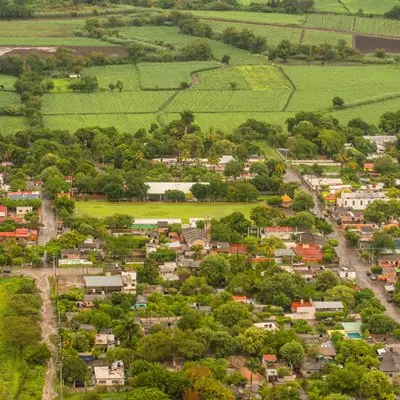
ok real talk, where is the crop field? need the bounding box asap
[43,91,174,114]
[0,117,26,135]
[0,91,19,107]
[44,114,158,132]
[302,29,353,45]
[120,26,267,65]
[195,67,251,90]
[342,0,398,15]
[305,14,354,31]
[355,17,400,37]
[0,75,17,91]
[283,65,400,111]
[0,278,44,400]
[192,10,306,25]
[84,65,140,91]
[205,20,302,45]
[138,61,218,89]
[313,0,348,13]
[166,89,290,113]
[76,200,266,220]
[0,37,112,46]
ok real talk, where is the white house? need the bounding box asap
[93,361,124,386]
[121,271,137,293]
[145,182,209,200]
[253,322,279,331]
[16,206,33,219]
[304,175,343,191]
[338,267,357,280]
[336,191,387,210]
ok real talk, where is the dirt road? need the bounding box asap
[284,168,400,321]
[39,198,57,246]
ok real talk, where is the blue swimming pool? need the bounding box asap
[347,332,362,340]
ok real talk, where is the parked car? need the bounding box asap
[370,274,377,281]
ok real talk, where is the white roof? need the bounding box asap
[94,365,124,380]
[145,182,209,195]
[340,191,387,200]
[134,218,181,224]
[314,301,343,309]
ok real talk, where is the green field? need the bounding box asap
[342,0,398,14]
[43,91,174,114]
[355,17,400,37]
[138,61,218,89]
[283,65,400,111]
[43,114,159,132]
[84,64,140,90]
[301,29,352,45]
[313,0,348,13]
[192,10,306,25]
[0,75,17,91]
[0,278,44,400]
[0,117,26,134]
[305,14,354,31]
[76,200,266,220]
[0,37,112,46]
[0,91,20,106]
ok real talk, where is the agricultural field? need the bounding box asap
[205,20,302,45]
[76,200,266,221]
[137,61,218,89]
[0,37,111,46]
[0,278,44,400]
[342,0,398,15]
[305,13,355,31]
[301,29,352,46]
[165,89,290,113]
[313,0,348,13]
[0,91,20,107]
[120,25,267,65]
[0,117,26,135]
[283,64,400,112]
[192,10,306,25]
[43,114,158,132]
[43,91,174,114]
[0,75,17,91]
[355,17,400,37]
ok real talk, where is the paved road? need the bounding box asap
[39,198,57,246]
[284,168,400,321]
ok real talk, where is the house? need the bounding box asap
[379,254,400,269]
[379,350,400,384]
[121,271,137,293]
[61,249,81,259]
[313,301,344,312]
[294,244,323,263]
[262,226,295,241]
[282,194,292,208]
[159,261,179,281]
[84,276,123,293]
[0,205,7,218]
[16,206,33,220]
[95,333,115,350]
[133,295,148,309]
[301,358,327,376]
[319,340,336,359]
[0,228,37,243]
[145,182,209,201]
[7,191,40,200]
[338,211,364,224]
[304,175,343,191]
[363,162,374,172]
[291,300,315,320]
[182,227,207,247]
[93,361,124,386]
[336,191,387,210]
[253,322,279,331]
[78,238,101,252]
[137,316,180,333]
[338,267,357,280]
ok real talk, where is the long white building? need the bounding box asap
[336,191,387,210]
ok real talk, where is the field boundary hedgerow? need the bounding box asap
[337,0,351,14]
[299,28,306,44]
[277,66,297,112]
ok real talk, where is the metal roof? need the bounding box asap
[84,276,122,287]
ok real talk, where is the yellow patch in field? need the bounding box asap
[238,65,291,91]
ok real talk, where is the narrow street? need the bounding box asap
[284,168,400,321]
[39,198,57,246]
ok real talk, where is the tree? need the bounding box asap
[116,79,124,92]
[315,270,339,292]
[23,343,51,365]
[127,388,170,400]
[237,326,269,356]
[326,285,355,310]
[44,175,69,198]
[279,341,304,369]
[360,370,394,400]
[62,350,90,384]
[263,382,301,400]
[227,182,259,202]
[362,311,398,334]
[108,82,116,92]
[193,376,235,400]
[137,259,160,285]
[200,255,231,286]
[190,183,210,201]
[214,301,252,328]
[104,214,133,229]
[180,110,195,136]
[372,231,395,255]
[292,190,314,212]
[374,154,396,174]
[3,316,41,350]
[90,311,112,332]
[250,205,283,227]
[165,190,186,202]
[224,160,243,180]
[332,96,345,108]
[103,182,125,200]
[221,54,230,64]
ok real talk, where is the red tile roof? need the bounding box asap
[232,296,247,302]
[263,354,277,362]
[230,244,247,254]
[294,244,323,262]
[291,301,313,311]
[0,205,7,212]
[265,227,293,233]
[0,229,37,239]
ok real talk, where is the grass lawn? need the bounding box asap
[0,75,17,91]
[0,117,27,135]
[305,14,354,31]
[0,91,19,107]
[302,29,352,46]
[0,37,110,46]
[282,64,400,112]
[342,0,398,14]
[313,0,348,13]
[76,201,266,221]
[0,277,44,399]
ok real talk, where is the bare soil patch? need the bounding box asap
[355,35,400,53]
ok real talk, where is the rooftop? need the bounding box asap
[314,301,344,310]
[340,191,387,199]
[146,182,208,195]
[84,276,123,288]
[263,354,277,362]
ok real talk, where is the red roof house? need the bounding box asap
[291,300,313,312]
[0,205,7,218]
[232,295,248,303]
[363,162,374,172]
[294,244,323,263]
[263,354,277,363]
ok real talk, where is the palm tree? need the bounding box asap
[207,151,220,171]
[180,110,195,136]
[274,161,287,176]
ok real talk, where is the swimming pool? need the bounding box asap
[347,332,362,340]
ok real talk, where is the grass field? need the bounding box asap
[0,117,26,134]
[313,0,348,13]
[138,61,218,89]
[76,200,266,220]
[0,75,17,91]
[355,17,400,37]
[342,0,398,14]
[84,64,140,90]
[120,25,267,65]
[195,67,251,90]
[0,277,44,400]
[305,14,354,31]
[43,91,174,114]
[0,91,20,106]
[283,65,400,111]
[301,29,353,45]
[192,10,306,25]
[0,37,112,46]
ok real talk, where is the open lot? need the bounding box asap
[0,278,44,400]
[76,200,265,221]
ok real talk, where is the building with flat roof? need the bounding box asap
[84,276,123,293]
[93,361,124,386]
[336,191,387,210]
[145,182,209,200]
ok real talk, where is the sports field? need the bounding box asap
[0,278,44,400]
[76,201,266,221]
